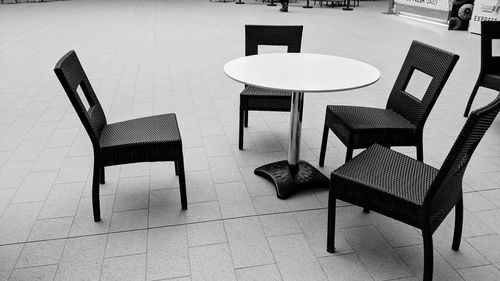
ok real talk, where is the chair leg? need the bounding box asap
[100,166,105,184]
[175,160,179,176]
[464,78,482,117]
[239,106,245,150]
[327,181,337,253]
[422,226,434,281]
[345,147,353,162]
[92,161,101,222]
[244,110,249,127]
[417,143,424,162]
[177,158,188,210]
[452,198,463,251]
[319,125,329,167]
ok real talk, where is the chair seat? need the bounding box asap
[100,114,182,165]
[331,144,439,227]
[482,73,500,90]
[325,105,416,148]
[240,86,291,111]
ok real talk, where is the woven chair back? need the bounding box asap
[480,21,500,74]
[386,40,459,133]
[54,51,107,149]
[425,94,500,229]
[244,25,303,56]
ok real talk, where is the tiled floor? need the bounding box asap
[1,0,500,280]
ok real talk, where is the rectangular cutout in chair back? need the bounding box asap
[76,84,91,111]
[403,68,433,101]
[258,45,288,54]
[492,39,500,57]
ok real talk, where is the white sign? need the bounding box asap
[394,0,450,11]
[469,0,500,33]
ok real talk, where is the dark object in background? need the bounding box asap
[54,51,187,222]
[280,0,288,11]
[464,21,500,116]
[448,0,474,30]
[327,94,500,281]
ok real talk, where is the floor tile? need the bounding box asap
[341,226,413,280]
[318,254,373,281]
[396,245,464,281]
[9,265,57,281]
[113,176,149,212]
[101,254,146,281]
[251,195,291,215]
[0,244,23,281]
[110,209,148,232]
[0,161,32,190]
[38,182,85,219]
[467,234,500,266]
[215,182,256,219]
[239,167,276,197]
[463,192,497,213]
[235,264,282,281]
[11,171,58,204]
[230,145,265,168]
[27,217,73,242]
[150,162,179,191]
[147,226,189,281]
[68,195,114,237]
[184,171,217,203]
[0,202,43,244]
[285,191,323,211]
[0,189,16,217]
[190,243,236,281]
[433,226,489,269]
[186,201,221,223]
[224,217,274,268]
[208,156,242,184]
[259,213,301,237]
[16,239,65,268]
[268,234,327,281]
[294,209,353,257]
[54,156,91,184]
[457,265,500,281]
[105,229,147,258]
[475,209,500,234]
[54,235,107,281]
[187,221,227,247]
[148,189,186,227]
[370,212,423,248]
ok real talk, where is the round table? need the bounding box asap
[224,53,380,198]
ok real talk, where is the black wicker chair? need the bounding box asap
[327,94,500,281]
[54,51,187,222]
[464,21,500,117]
[239,25,303,150]
[319,41,459,165]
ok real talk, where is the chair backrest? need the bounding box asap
[481,21,500,73]
[54,50,107,150]
[245,25,303,56]
[425,94,500,225]
[386,41,459,132]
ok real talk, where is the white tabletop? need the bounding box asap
[224,53,380,93]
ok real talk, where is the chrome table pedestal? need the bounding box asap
[254,91,328,198]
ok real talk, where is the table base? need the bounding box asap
[254,160,329,199]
